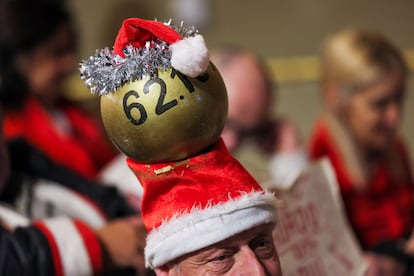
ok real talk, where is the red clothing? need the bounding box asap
[3,97,117,179]
[309,116,414,249]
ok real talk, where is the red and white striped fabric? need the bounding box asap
[33,218,102,276]
[30,180,107,228]
[0,204,29,230]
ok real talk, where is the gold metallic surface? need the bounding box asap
[100,63,228,162]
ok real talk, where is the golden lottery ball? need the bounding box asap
[100,63,228,163]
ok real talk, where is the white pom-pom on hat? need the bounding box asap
[171,35,209,77]
[112,18,210,78]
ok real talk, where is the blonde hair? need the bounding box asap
[320,28,407,90]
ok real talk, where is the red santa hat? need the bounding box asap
[81,17,277,269]
[80,18,210,95]
[113,18,209,77]
[127,139,277,268]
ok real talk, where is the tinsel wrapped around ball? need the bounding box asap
[100,63,228,162]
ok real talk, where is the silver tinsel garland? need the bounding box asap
[79,21,198,95]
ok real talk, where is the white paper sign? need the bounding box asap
[271,159,367,276]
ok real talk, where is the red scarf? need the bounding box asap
[3,97,117,179]
[309,115,414,249]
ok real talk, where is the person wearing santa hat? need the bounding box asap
[81,18,282,275]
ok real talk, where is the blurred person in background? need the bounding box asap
[210,46,307,187]
[309,28,414,275]
[0,0,117,180]
[0,0,139,219]
[0,2,149,274]
[0,108,147,275]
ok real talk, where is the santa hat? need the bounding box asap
[127,138,277,268]
[80,18,210,95]
[80,17,277,269]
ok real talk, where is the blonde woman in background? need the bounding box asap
[309,28,414,275]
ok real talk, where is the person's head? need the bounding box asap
[0,0,76,109]
[126,140,280,273]
[156,223,281,275]
[210,46,274,151]
[320,28,408,151]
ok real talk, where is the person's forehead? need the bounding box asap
[227,54,262,75]
[224,60,270,98]
[355,72,404,99]
[192,223,274,256]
